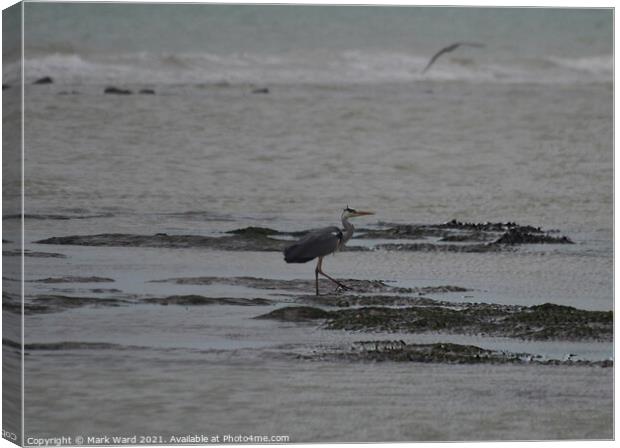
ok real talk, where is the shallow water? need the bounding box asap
[4,4,613,442]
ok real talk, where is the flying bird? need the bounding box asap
[283,206,375,295]
[422,42,485,74]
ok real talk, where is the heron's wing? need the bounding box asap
[422,44,457,74]
[283,226,342,263]
[422,42,484,74]
[459,42,485,48]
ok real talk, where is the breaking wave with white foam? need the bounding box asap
[17,50,612,86]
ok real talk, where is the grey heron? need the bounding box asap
[283,206,375,295]
[422,42,485,74]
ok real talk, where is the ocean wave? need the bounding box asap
[547,55,613,74]
[17,50,612,85]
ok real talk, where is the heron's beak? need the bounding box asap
[351,210,374,217]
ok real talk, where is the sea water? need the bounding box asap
[4,4,613,441]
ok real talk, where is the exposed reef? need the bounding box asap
[2,292,130,315]
[151,276,462,295]
[363,220,573,247]
[141,295,271,306]
[104,86,132,95]
[24,341,123,351]
[29,294,131,313]
[298,340,612,367]
[375,242,500,252]
[29,276,115,283]
[296,293,456,308]
[255,306,332,322]
[34,220,573,253]
[494,228,573,245]
[33,76,53,85]
[4,249,67,258]
[257,302,612,342]
[35,233,289,251]
[3,339,127,351]
[358,220,544,239]
[3,213,114,221]
[436,219,544,232]
[4,289,273,315]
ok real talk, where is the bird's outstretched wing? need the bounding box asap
[283,226,342,263]
[422,42,485,74]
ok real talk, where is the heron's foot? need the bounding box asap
[335,283,351,293]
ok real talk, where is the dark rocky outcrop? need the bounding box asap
[301,340,612,367]
[35,232,288,251]
[327,303,611,341]
[33,76,53,84]
[33,220,573,253]
[141,295,271,306]
[104,87,132,95]
[226,226,283,237]
[3,213,113,221]
[297,294,451,308]
[5,288,272,315]
[151,276,462,296]
[376,242,501,253]
[255,306,331,322]
[500,303,612,340]
[29,276,115,283]
[24,341,124,351]
[262,301,611,342]
[31,294,130,312]
[3,249,67,258]
[436,219,543,233]
[3,339,125,351]
[493,228,574,245]
[439,232,492,242]
[2,291,131,315]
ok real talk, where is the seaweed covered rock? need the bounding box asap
[320,302,611,342]
[151,276,451,295]
[437,219,542,233]
[33,76,53,85]
[255,306,332,322]
[376,242,500,253]
[104,86,132,95]
[501,303,612,340]
[30,276,115,283]
[494,228,574,245]
[300,340,613,367]
[35,232,287,251]
[141,295,271,306]
[226,226,282,236]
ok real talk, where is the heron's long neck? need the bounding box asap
[341,216,354,245]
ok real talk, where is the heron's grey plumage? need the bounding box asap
[283,226,342,263]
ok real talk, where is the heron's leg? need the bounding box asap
[317,259,350,291]
[314,257,322,296]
